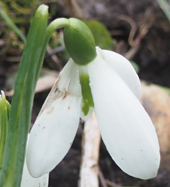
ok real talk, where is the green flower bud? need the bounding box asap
[64,18,97,65]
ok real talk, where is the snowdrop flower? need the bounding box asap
[21,135,49,187]
[27,18,160,180]
[21,157,49,187]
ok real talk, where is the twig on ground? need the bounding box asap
[124,24,149,60]
[118,15,137,48]
[62,0,84,18]
[117,14,152,60]
[79,112,101,187]
[46,45,63,70]
[105,179,119,187]
[98,168,108,187]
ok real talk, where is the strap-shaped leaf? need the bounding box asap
[0,5,48,187]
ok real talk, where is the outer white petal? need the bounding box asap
[21,159,49,187]
[96,47,141,99]
[88,56,160,179]
[27,60,82,177]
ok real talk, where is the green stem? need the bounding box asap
[35,18,69,82]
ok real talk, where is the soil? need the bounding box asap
[1,0,170,186]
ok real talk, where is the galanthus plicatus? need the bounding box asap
[27,18,160,180]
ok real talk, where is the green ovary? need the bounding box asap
[80,74,94,115]
[64,18,97,65]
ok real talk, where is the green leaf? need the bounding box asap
[0,5,48,187]
[0,4,26,43]
[82,19,113,50]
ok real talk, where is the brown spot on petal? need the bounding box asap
[46,106,54,114]
[54,87,58,93]
[62,91,68,99]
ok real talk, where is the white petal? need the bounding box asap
[88,57,160,179]
[27,60,82,177]
[96,47,141,99]
[21,159,49,187]
[21,135,49,187]
[38,59,81,116]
